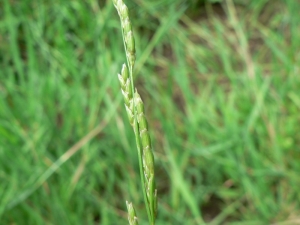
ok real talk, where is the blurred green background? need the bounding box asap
[1,0,300,224]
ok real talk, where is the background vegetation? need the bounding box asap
[1,0,299,224]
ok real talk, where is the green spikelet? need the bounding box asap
[113,0,136,69]
[123,18,132,34]
[126,201,139,225]
[118,64,134,126]
[134,90,157,220]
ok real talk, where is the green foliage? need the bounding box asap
[1,0,300,224]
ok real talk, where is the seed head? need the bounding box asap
[126,201,139,225]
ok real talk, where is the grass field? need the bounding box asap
[1,0,300,224]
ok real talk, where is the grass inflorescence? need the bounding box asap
[113,0,157,224]
[0,0,300,224]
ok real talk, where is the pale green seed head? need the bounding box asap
[125,105,134,126]
[143,147,154,179]
[129,99,134,111]
[118,74,126,88]
[121,63,129,80]
[123,18,132,34]
[140,130,151,151]
[119,64,132,106]
[127,53,136,69]
[125,79,133,99]
[119,3,129,20]
[121,90,130,106]
[126,201,139,225]
[135,91,144,113]
[136,104,144,117]
[138,114,148,131]
[114,0,157,220]
[126,31,135,55]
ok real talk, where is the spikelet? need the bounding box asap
[134,90,157,219]
[113,0,136,69]
[126,201,139,225]
[118,64,134,126]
